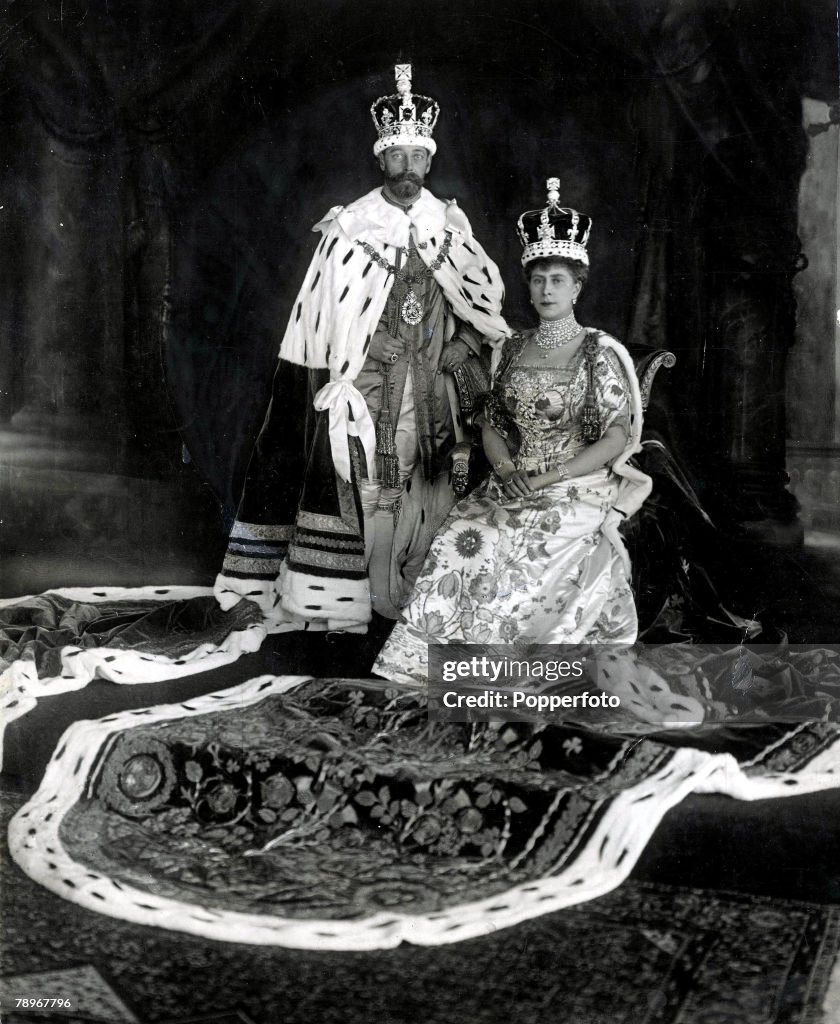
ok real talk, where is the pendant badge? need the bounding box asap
[401,289,423,326]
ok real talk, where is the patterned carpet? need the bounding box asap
[2,792,838,1024]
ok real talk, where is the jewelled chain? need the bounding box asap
[355,231,453,282]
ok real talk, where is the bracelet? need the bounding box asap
[555,462,569,482]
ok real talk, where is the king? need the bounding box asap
[214,64,509,631]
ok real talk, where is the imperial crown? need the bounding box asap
[371,64,440,156]
[517,178,593,266]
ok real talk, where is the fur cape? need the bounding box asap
[278,187,509,481]
[595,333,653,573]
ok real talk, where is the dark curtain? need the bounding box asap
[0,0,835,524]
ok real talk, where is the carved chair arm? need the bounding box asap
[633,350,676,411]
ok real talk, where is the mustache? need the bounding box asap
[384,170,424,185]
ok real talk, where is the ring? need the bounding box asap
[389,353,398,363]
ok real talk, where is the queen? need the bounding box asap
[374,179,652,684]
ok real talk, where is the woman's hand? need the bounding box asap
[369,330,405,364]
[498,467,534,499]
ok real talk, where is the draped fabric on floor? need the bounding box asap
[5,604,840,949]
[0,588,265,764]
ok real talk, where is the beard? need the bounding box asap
[384,170,424,200]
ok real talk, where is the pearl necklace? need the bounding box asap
[535,313,582,350]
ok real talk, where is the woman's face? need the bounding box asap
[528,264,582,321]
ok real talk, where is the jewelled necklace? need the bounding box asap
[535,313,582,355]
[355,233,453,326]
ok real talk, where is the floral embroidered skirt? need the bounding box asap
[374,469,636,685]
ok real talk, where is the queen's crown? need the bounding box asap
[517,178,592,266]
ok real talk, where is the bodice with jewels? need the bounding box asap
[494,329,631,471]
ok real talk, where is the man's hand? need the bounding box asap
[440,338,471,372]
[369,331,406,364]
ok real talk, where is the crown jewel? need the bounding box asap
[517,177,592,266]
[371,64,440,156]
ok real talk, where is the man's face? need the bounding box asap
[379,146,432,202]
